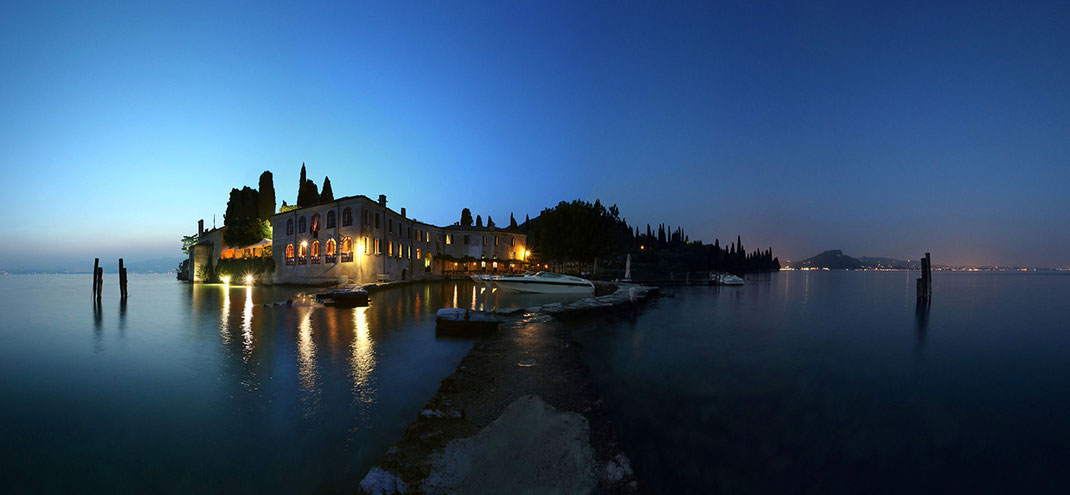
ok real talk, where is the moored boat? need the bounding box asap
[491,272,595,294]
[711,272,744,286]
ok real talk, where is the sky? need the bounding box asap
[1,0,1067,270]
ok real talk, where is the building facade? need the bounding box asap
[271,194,528,285]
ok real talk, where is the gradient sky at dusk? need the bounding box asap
[1,1,1067,269]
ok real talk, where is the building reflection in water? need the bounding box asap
[350,306,376,404]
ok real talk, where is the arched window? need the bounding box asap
[311,214,320,233]
[326,210,336,229]
[298,242,308,264]
[286,218,294,235]
[310,240,320,263]
[325,238,337,263]
[342,207,353,227]
[341,236,354,262]
[285,243,295,265]
[298,216,307,233]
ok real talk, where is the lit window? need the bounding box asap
[446,234,453,245]
[310,214,320,233]
[325,238,336,255]
[425,231,429,242]
[495,236,499,246]
[285,243,294,258]
[416,248,421,259]
[388,241,393,256]
[375,238,381,254]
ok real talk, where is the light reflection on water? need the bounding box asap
[351,306,375,404]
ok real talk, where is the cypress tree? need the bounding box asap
[297,163,308,206]
[487,216,495,228]
[476,215,483,228]
[257,171,275,220]
[321,176,334,202]
[509,213,518,230]
[461,208,473,227]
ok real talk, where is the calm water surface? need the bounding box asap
[573,271,1070,494]
[0,275,569,494]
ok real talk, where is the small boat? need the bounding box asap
[492,272,595,294]
[711,272,744,286]
[315,288,370,307]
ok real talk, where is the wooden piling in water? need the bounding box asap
[92,258,100,297]
[917,252,932,301]
[95,267,103,301]
[118,258,128,299]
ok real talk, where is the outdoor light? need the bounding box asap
[221,275,231,285]
[245,275,254,285]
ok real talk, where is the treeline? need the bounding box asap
[526,199,779,277]
[456,208,525,231]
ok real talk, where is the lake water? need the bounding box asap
[572,271,1070,494]
[0,275,574,494]
[5,272,1069,493]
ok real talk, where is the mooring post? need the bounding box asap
[917,252,933,301]
[96,267,103,301]
[92,258,100,297]
[118,258,127,299]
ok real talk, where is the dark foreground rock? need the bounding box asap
[359,285,658,495]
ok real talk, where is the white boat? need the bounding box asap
[492,272,595,294]
[469,274,495,288]
[711,272,744,285]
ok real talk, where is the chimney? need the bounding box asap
[401,207,406,218]
[378,194,387,206]
[198,219,204,236]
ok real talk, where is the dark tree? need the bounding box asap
[321,176,334,202]
[476,215,483,228]
[257,171,275,220]
[224,186,268,247]
[509,213,518,230]
[301,179,320,206]
[297,163,309,206]
[486,216,495,228]
[461,208,473,227]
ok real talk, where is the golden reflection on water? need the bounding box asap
[350,306,376,404]
[453,284,458,308]
[219,285,231,345]
[297,308,319,412]
[241,286,254,362]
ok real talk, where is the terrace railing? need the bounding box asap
[341,253,354,263]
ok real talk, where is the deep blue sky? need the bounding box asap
[1,1,1067,269]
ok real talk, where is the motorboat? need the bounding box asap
[469,274,496,288]
[711,272,744,286]
[491,272,595,294]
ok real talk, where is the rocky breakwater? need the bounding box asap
[358,283,659,495]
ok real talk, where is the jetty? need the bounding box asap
[358,283,657,494]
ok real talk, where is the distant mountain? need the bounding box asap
[788,250,917,270]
